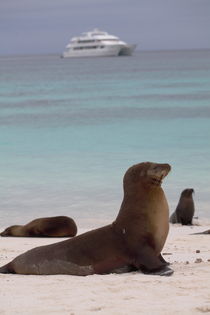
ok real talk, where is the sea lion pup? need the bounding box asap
[0,162,173,276]
[0,216,77,237]
[170,189,195,225]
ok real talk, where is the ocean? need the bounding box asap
[0,50,210,228]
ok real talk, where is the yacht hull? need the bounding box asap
[119,44,137,56]
[62,45,122,58]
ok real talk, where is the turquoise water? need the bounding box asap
[0,50,210,228]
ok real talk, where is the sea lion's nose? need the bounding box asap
[162,163,171,172]
[160,170,168,179]
[154,164,171,178]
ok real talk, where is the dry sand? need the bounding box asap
[0,223,210,315]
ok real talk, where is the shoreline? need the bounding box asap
[0,223,210,314]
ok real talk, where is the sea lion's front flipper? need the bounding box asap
[135,245,174,276]
[158,253,170,265]
[142,265,174,276]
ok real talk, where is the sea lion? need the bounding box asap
[0,162,173,276]
[170,189,195,225]
[192,230,210,235]
[0,216,77,237]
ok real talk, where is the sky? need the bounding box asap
[0,0,210,55]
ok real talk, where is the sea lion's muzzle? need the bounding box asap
[150,176,163,186]
[147,163,171,186]
[147,164,171,182]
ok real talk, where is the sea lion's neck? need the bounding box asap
[114,184,164,226]
[10,225,24,236]
[113,183,169,254]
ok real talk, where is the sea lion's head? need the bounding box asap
[123,162,171,190]
[181,188,194,198]
[0,225,19,236]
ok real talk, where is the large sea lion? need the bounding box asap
[0,216,77,237]
[0,162,173,276]
[170,189,195,225]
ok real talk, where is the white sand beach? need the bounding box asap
[0,223,210,315]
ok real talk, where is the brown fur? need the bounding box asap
[0,216,77,237]
[170,189,195,225]
[0,162,173,276]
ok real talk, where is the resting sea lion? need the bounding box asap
[0,162,173,276]
[0,216,77,237]
[170,189,195,225]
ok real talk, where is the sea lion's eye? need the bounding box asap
[139,171,144,177]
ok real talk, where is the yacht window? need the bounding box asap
[73,45,101,50]
[101,39,118,42]
[78,39,96,43]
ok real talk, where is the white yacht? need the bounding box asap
[62,29,136,58]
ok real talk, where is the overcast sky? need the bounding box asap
[0,0,210,55]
